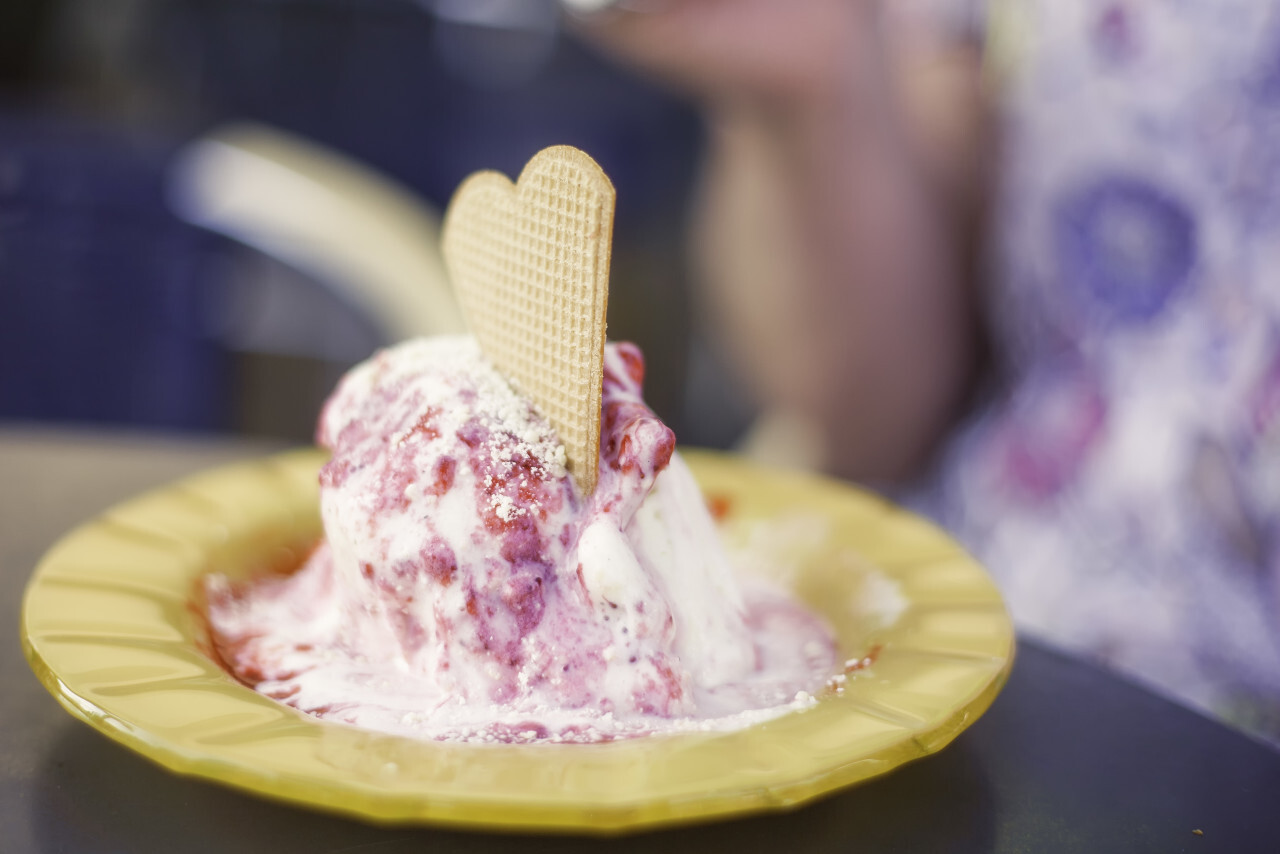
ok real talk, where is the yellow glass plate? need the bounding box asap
[22,448,1013,833]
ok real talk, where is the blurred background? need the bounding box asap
[0,0,755,446]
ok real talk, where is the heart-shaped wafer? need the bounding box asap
[441,146,615,495]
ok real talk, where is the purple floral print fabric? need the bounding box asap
[916,0,1280,743]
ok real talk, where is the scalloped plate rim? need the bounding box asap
[21,448,1015,833]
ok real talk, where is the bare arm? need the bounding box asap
[576,0,988,482]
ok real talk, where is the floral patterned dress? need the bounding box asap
[915,0,1280,744]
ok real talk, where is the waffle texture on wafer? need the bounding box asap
[441,146,614,494]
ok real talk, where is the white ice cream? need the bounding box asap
[205,336,835,742]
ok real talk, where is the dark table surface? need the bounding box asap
[3,426,1279,853]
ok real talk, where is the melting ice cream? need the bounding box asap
[205,336,835,742]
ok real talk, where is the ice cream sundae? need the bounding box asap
[204,335,836,742]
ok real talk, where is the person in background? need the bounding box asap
[577,0,1280,745]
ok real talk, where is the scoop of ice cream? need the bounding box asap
[320,335,759,714]
[207,336,826,740]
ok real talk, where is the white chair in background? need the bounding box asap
[167,122,464,343]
